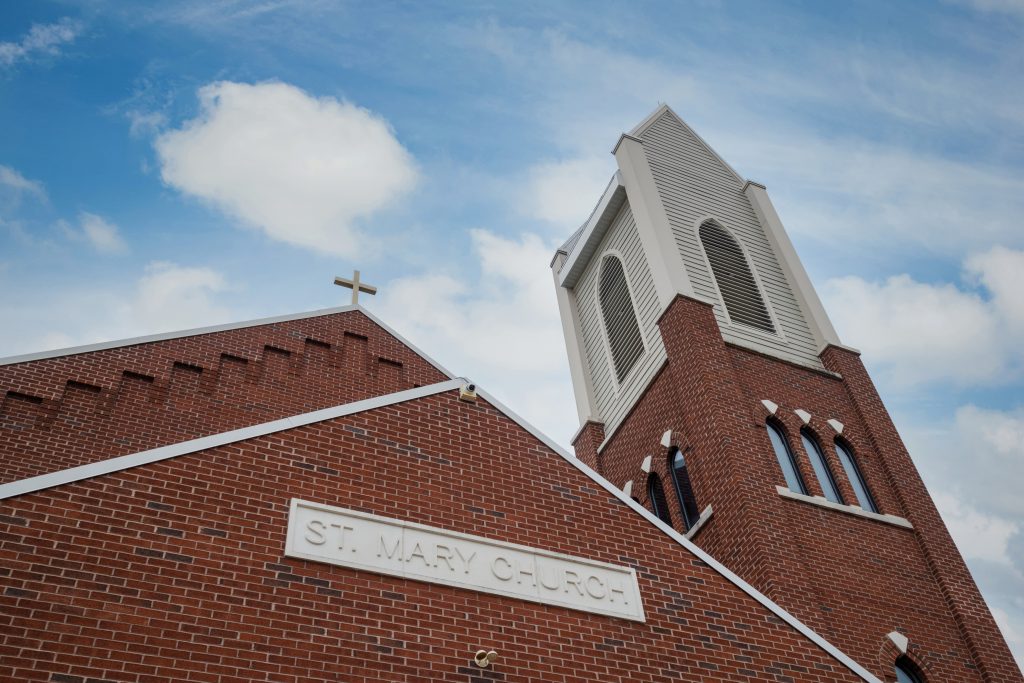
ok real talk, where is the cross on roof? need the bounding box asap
[333,270,377,305]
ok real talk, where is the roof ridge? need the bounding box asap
[0,305,455,379]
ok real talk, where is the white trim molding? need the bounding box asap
[743,181,842,352]
[684,505,714,541]
[776,486,913,529]
[552,251,601,423]
[0,379,464,501]
[613,132,696,313]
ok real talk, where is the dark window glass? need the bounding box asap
[669,448,700,530]
[767,422,806,494]
[895,657,924,683]
[699,220,775,333]
[835,440,877,512]
[598,255,644,382]
[801,430,843,504]
[647,473,673,526]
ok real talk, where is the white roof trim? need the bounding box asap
[0,379,464,501]
[472,384,882,683]
[0,372,879,680]
[557,172,628,289]
[629,103,745,186]
[0,304,456,380]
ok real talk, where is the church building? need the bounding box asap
[1,106,1019,682]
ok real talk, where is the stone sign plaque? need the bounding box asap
[284,498,645,621]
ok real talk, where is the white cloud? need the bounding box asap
[525,156,614,232]
[823,246,1024,387]
[61,212,128,254]
[0,18,82,67]
[0,165,46,213]
[0,262,233,357]
[933,490,1018,566]
[0,165,46,199]
[126,110,167,138]
[376,229,577,444]
[948,0,1024,18]
[155,81,418,256]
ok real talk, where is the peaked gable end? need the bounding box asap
[0,306,452,485]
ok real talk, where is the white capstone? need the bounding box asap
[622,480,633,497]
[888,631,909,654]
[761,399,779,415]
[660,430,672,448]
[827,418,844,434]
[641,455,652,473]
[794,408,812,424]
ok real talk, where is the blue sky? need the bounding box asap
[2,0,1023,669]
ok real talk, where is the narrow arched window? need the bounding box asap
[598,254,644,382]
[698,221,774,333]
[669,448,700,530]
[801,430,843,504]
[647,472,673,526]
[835,439,877,512]
[767,421,806,494]
[895,657,924,683]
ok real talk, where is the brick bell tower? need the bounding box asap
[551,105,1021,683]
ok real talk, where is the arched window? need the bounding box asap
[669,448,700,530]
[698,220,775,333]
[647,472,673,526]
[801,430,843,504]
[895,657,924,683]
[598,254,644,382]
[766,421,806,494]
[835,439,877,512]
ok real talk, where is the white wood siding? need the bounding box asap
[639,112,824,369]
[575,200,667,435]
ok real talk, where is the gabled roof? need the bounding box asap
[629,103,745,185]
[0,304,455,380]
[555,172,628,288]
[0,374,880,682]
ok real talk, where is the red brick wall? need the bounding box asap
[0,310,449,485]
[0,389,864,682]
[593,294,1021,682]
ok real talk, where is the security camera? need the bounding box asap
[474,650,498,668]
[459,382,478,403]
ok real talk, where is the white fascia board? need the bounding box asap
[0,379,464,501]
[557,172,627,289]
[742,182,842,352]
[473,384,882,683]
[0,304,456,380]
[552,252,600,424]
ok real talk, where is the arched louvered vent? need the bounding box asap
[698,221,775,333]
[598,255,644,382]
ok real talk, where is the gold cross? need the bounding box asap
[333,270,378,305]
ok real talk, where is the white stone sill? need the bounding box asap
[775,486,913,529]
[685,505,713,540]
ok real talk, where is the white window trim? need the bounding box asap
[776,485,912,529]
[594,249,649,394]
[684,505,714,540]
[693,215,785,342]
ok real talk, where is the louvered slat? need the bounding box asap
[598,256,644,382]
[699,222,775,333]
